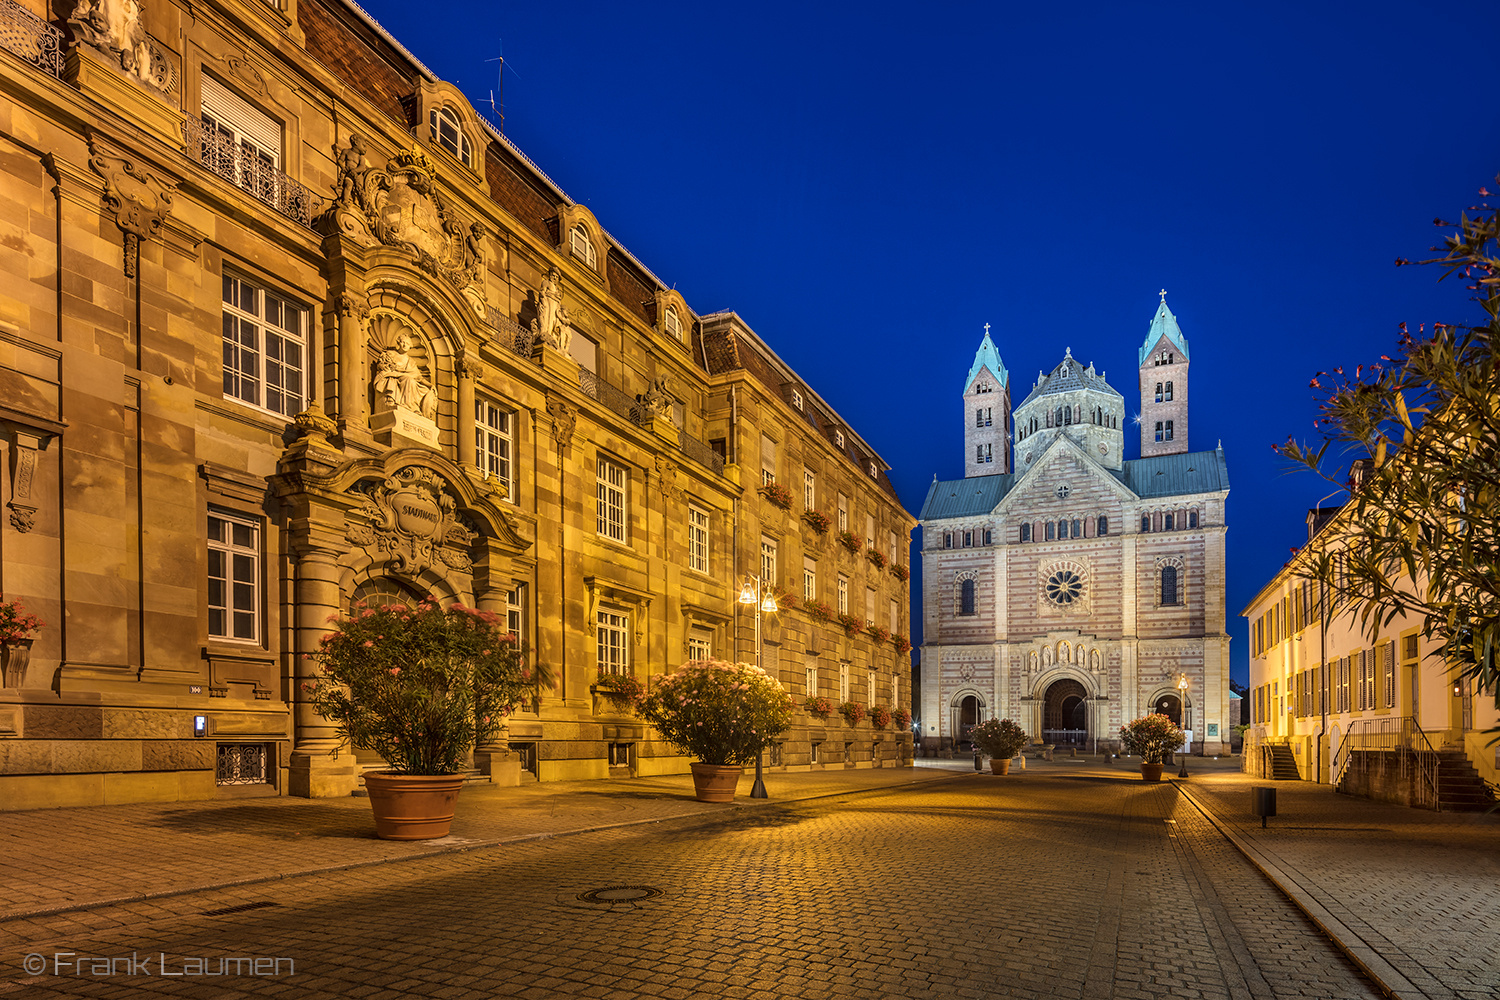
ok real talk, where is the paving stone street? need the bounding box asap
[0,761,1410,1000]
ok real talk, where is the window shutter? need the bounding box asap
[200,77,281,164]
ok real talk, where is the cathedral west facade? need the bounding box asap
[918,299,1232,754]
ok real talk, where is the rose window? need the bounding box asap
[1045,570,1083,605]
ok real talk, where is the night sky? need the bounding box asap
[351,1,1500,684]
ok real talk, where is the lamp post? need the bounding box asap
[739,576,778,799]
[1177,674,1192,778]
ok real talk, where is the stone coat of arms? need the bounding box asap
[345,467,477,576]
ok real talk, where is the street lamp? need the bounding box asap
[739,577,778,799]
[1177,674,1192,778]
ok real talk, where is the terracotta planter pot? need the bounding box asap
[689,762,743,803]
[1141,762,1164,782]
[989,757,1012,775]
[362,772,466,840]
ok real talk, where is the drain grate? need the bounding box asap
[577,885,662,905]
[202,901,280,916]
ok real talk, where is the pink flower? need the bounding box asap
[388,667,401,676]
[362,640,374,648]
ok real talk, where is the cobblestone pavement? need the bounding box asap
[0,766,1381,999]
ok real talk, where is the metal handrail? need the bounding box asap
[0,0,63,78]
[182,117,321,228]
[1335,716,1441,810]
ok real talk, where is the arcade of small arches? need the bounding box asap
[1014,403,1121,443]
[948,671,1105,749]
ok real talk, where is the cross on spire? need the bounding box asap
[1159,288,1168,302]
[983,322,991,336]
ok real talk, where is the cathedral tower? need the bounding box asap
[1012,348,1125,475]
[1138,293,1190,458]
[963,324,1011,477]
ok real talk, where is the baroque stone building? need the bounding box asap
[0,0,913,809]
[918,298,1232,754]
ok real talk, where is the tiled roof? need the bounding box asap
[1016,349,1122,408]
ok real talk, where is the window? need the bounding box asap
[199,76,282,204]
[1097,516,1108,536]
[429,106,471,165]
[1154,421,1163,442]
[568,334,597,373]
[208,511,259,642]
[889,598,899,633]
[976,409,984,428]
[597,609,629,675]
[761,536,777,585]
[1020,523,1031,542]
[596,457,627,542]
[1045,522,1055,541]
[869,461,878,478]
[1155,382,1163,403]
[1161,566,1180,606]
[805,663,818,697]
[222,274,306,417]
[868,669,877,703]
[888,530,898,564]
[1141,515,1150,533]
[569,224,597,269]
[837,575,848,615]
[1057,520,1068,540]
[760,433,777,486]
[688,506,710,574]
[865,587,876,624]
[1165,420,1174,442]
[963,531,972,547]
[1164,513,1174,531]
[976,445,985,464]
[866,513,876,542]
[475,399,514,499]
[983,528,992,546]
[976,381,991,394]
[1165,381,1174,401]
[840,665,849,702]
[791,388,803,410]
[803,556,817,601]
[1071,519,1081,538]
[664,306,682,341]
[837,494,849,532]
[687,631,712,660]
[1188,510,1198,529]
[505,584,527,643]
[835,430,845,448]
[983,443,993,464]
[943,532,952,549]
[959,578,976,616]
[803,468,816,509]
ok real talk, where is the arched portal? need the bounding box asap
[951,692,986,748]
[1154,693,1183,726]
[1043,679,1088,746]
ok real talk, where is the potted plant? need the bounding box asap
[804,600,835,624]
[892,633,912,656]
[1119,713,1185,781]
[890,563,911,583]
[801,508,832,534]
[969,718,1030,774]
[866,547,888,570]
[836,530,863,554]
[593,671,646,712]
[757,481,794,511]
[806,695,834,718]
[308,599,549,839]
[836,613,865,638]
[839,700,866,725]
[0,599,45,688]
[893,707,912,730]
[870,705,892,729]
[636,659,793,802]
[866,624,892,645]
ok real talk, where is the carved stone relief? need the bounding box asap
[366,313,438,448]
[546,395,576,448]
[345,467,476,576]
[88,138,174,278]
[654,456,682,500]
[69,0,176,94]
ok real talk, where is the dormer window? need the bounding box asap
[835,430,845,448]
[664,306,682,341]
[429,107,471,166]
[792,389,803,410]
[569,224,597,269]
[868,461,877,478]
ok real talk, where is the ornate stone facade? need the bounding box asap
[0,0,912,808]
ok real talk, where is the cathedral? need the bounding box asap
[917,297,1232,754]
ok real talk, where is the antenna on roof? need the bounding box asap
[484,39,516,135]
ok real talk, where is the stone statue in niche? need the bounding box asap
[373,333,437,420]
[533,267,572,352]
[69,0,175,93]
[636,377,673,421]
[334,133,369,212]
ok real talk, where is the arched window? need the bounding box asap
[1155,382,1163,403]
[429,107,471,165]
[569,224,597,269]
[1020,523,1031,542]
[983,528,992,545]
[1045,522,1055,541]
[1162,566,1180,606]
[1141,515,1150,533]
[1164,513,1174,531]
[1189,510,1199,528]
[1097,516,1108,536]
[1165,381,1174,401]
[1071,519,1081,538]
[1057,519,1068,539]
[664,307,682,341]
[943,532,952,549]
[1154,421,1164,442]
[1063,407,1072,425]
[960,579,977,616]
[1054,407,1063,427]
[1165,420,1174,441]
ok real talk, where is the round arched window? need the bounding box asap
[569,224,597,268]
[664,307,682,340]
[1045,570,1083,605]
[429,107,471,165]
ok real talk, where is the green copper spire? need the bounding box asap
[1139,292,1190,366]
[964,323,1008,392]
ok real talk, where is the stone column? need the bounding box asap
[288,538,359,798]
[457,359,479,470]
[335,292,368,438]
[472,536,520,784]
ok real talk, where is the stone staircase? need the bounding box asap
[1266,743,1301,780]
[1434,749,1492,812]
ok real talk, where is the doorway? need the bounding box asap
[1155,693,1183,726]
[1043,679,1088,745]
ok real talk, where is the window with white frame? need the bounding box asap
[792,389,803,410]
[868,669,877,703]
[688,506,710,574]
[208,511,259,642]
[803,469,816,509]
[837,494,848,532]
[505,583,527,643]
[761,536,777,585]
[597,609,629,675]
[834,430,844,448]
[803,556,817,601]
[837,575,849,615]
[805,662,818,698]
[687,629,712,661]
[221,273,306,417]
[888,530,898,564]
[892,673,900,709]
[429,106,471,165]
[596,457,627,542]
[889,598,898,633]
[869,461,878,478]
[760,433,777,486]
[865,587,876,623]
[569,224,597,269]
[199,77,282,204]
[475,399,514,499]
[865,513,876,542]
[839,664,849,702]
[664,306,682,341]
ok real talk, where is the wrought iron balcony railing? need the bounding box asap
[182,116,320,228]
[0,0,63,78]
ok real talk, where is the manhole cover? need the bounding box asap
[577,885,662,904]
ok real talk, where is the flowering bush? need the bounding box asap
[636,659,793,765]
[807,695,834,717]
[768,584,799,611]
[1119,713,1186,764]
[757,481,794,510]
[801,508,832,534]
[892,633,912,655]
[839,701,866,725]
[804,600,835,624]
[866,624,892,645]
[866,548,888,570]
[836,530,863,554]
[307,599,550,775]
[836,613,865,638]
[969,718,1029,758]
[0,600,45,644]
[595,671,646,710]
[871,705,892,729]
[890,563,910,583]
[893,707,912,729]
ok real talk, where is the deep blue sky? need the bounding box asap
[355,1,1500,684]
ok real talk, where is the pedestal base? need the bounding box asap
[371,407,439,449]
[288,749,360,798]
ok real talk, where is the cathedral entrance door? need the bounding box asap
[1154,694,1183,726]
[957,695,982,747]
[1043,679,1088,746]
